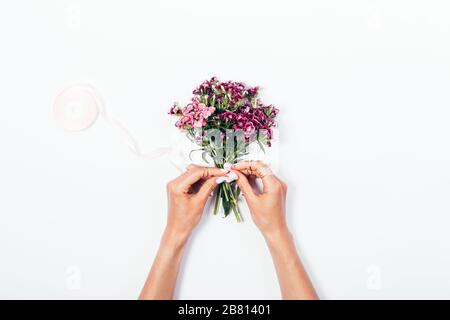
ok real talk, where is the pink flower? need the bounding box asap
[243,122,256,136]
[193,115,206,128]
[197,103,215,118]
[172,100,216,129]
[175,114,194,128]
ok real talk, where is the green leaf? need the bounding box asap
[235,186,241,199]
[230,202,242,222]
[213,187,221,215]
[256,138,266,154]
[222,195,231,217]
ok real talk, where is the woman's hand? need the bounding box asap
[139,165,224,300]
[165,164,225,238]
[232,161,288,239]
[233,161,318,300]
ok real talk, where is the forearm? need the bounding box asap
[264,229,318,300]
[139,228,189,300]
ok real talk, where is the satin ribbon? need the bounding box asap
[54,83,184,172]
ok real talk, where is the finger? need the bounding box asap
[177,165,226,192]
[233,160,273,177]
[234,170,257,201]
[233,161,278,193]
[196,177,219,202]
[248,175,261,195]
[188,177,206,194]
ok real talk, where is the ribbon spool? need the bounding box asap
[54,84,99,132]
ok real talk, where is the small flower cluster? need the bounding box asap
[218,104,278,141]
[169,98,215,129]
[192,77,259,105]
[169,77,278,145]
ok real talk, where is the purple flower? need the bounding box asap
[261,105,279,118]
[243,122,256,136]
[219,111,236,121]
[170,77,278,142]
[168,103,182,115]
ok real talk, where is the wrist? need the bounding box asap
[263,225,292,247]
[161,226,191,250]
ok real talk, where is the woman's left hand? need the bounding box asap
[139,165,225,300]
[165,165,225,238]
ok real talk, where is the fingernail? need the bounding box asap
[225,171,238,183]
[220,168,228,173]
[229,171,238,179]
[216,176,226,184]
[224,163,233,171]
[210,191,214,197]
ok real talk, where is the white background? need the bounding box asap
[1,0,450,299]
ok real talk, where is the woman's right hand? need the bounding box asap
[233,161,318,300]
[232,161,288,238]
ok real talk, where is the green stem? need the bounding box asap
[230,202,241,223]
[211,145,242,221]
[224,183,242,222]
[222,184,229,202]
[213,187,221,215]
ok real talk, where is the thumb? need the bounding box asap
[196,177,219,202]
[234,170,257,202]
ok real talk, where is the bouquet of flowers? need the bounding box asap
[169,77,279,222]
